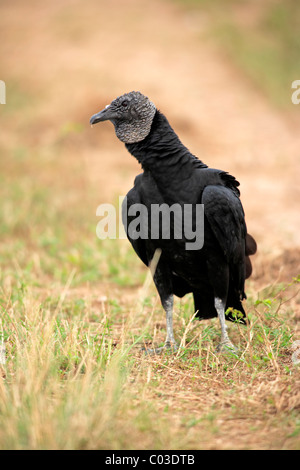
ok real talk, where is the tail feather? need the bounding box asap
[245,233,257,279]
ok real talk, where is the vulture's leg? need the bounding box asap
[162,294,177,350]
[206,258,238,354]
[214,297,238,353]
[144,295,178,355]
[144,253,178,354]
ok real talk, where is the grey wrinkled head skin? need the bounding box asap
[90,91,156,144]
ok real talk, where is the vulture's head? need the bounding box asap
[90,91,156,144]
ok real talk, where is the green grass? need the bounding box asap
[0,124,299,449]
[0,276,299,449]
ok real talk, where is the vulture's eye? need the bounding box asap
[121,100,128,108]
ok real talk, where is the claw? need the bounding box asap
[215,340,239,355]
[142,342,178,355]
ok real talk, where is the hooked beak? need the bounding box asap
[90,105,115,125]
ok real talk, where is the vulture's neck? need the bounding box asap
[125,111,207,190]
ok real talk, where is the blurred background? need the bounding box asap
[1,0,300,292]
[1,0,300,450]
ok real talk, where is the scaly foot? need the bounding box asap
[215,340,239,355]
[143,341,178,355]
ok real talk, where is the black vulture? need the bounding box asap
[90,91,257,353]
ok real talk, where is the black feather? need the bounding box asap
[123,110,256,324]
